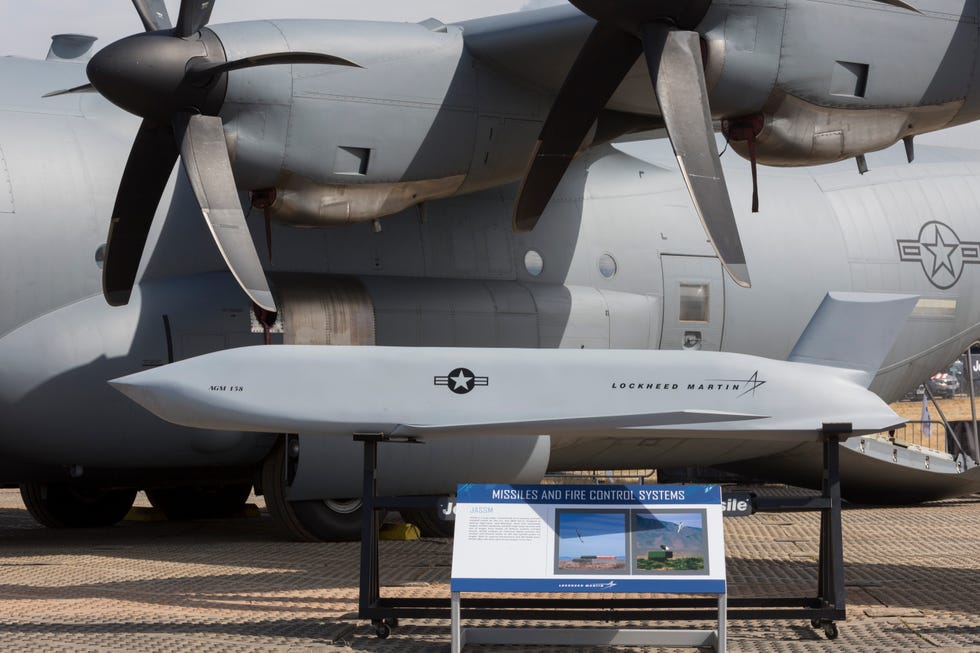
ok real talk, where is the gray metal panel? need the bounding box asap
[526,284,606,349]
[601,289,660,349]
[777,0,977,108]
[287,433,551,499]
[215,19,478,187]
[700,2,785,117]
[660,255,725,351]
[460,6,594,99]
[485,281,540,347]
[0,273,275,468]
[0,110,106,339]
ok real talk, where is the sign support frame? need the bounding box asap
[353,425,849,643]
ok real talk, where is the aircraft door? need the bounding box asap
[660,255,725,351]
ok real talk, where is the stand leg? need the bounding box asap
[358,435,380,617]
[819,433,845,612]
[451,591,462,653]
[717,593,727,652]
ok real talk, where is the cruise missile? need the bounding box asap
[110,344,904,442]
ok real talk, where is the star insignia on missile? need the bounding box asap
[898,221,980,290]
[434,368,489,395]
[450,369,473,391]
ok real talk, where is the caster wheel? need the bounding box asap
[374,622,391,639]
[823,622,839,640]
[810,618,821,629]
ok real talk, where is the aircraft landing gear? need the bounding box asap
[20,482,136,528]
[145,482,252,520]
[260,436,362,541]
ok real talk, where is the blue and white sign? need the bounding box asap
[451,484,725,594]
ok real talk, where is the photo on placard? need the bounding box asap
[631,509,709,574]
[553,509,629,575]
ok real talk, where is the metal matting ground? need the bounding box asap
[0,488,977,652]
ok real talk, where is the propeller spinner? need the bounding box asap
[82,0,359,312]
[514,0,750,287]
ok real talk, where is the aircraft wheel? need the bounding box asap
[260,437,362,541]
[20,482,136,528]
[145,482,252,520]
[401,507,455,538]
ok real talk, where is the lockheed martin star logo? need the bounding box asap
[434,368,489,395]
[708,371,767,398]
[897,221,980,289]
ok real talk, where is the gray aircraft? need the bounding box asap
[1,0,980,540]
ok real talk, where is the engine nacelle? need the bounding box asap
[702,0,978,168]
[722,95,962,167]
[216,18,548,228]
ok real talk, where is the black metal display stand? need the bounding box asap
[355,424,849,642]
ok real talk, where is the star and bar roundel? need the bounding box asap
[434,368,489,395]
[898,221,980,290]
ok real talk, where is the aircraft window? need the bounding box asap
[95,244,106,270]
[679,283,709,322]
[524,249,544,276]
[598,253,617,279]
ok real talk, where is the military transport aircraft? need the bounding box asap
[1,0,980,540]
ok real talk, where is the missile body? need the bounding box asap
[110,345,902,441]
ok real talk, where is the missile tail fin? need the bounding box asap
[788,292,919,388]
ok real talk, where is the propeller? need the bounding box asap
[514,0,751,287]
[80,0,360,311]
[517,0,922,288]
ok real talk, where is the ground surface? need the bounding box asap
[890,397,977,422]
[0,489,978,652]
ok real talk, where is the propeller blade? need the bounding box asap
[873,0,920,12]
[103,121,180,306]
[513,22,642,232]
[175,0,215,38]
[185,52,362,84]
[42,83,96,98]
[641,26,751,288]
[176,114,276,312]
[132,0,173,32]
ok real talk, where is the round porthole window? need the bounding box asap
[524,249,544,277]
[95,243,106,270]
[598,253,617,279]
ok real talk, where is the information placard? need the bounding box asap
[451,484,725,594]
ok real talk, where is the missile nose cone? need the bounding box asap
[109,371,162,415]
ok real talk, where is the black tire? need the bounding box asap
[145,483,252,520]
[401,506,455,538]
[20,482,136,528]
[823,622,839,640]
[260,436,363,542]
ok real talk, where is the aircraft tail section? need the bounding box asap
[788,292,918,388]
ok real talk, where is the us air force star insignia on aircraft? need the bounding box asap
[897,221,980,290]
[433,368,489,395]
